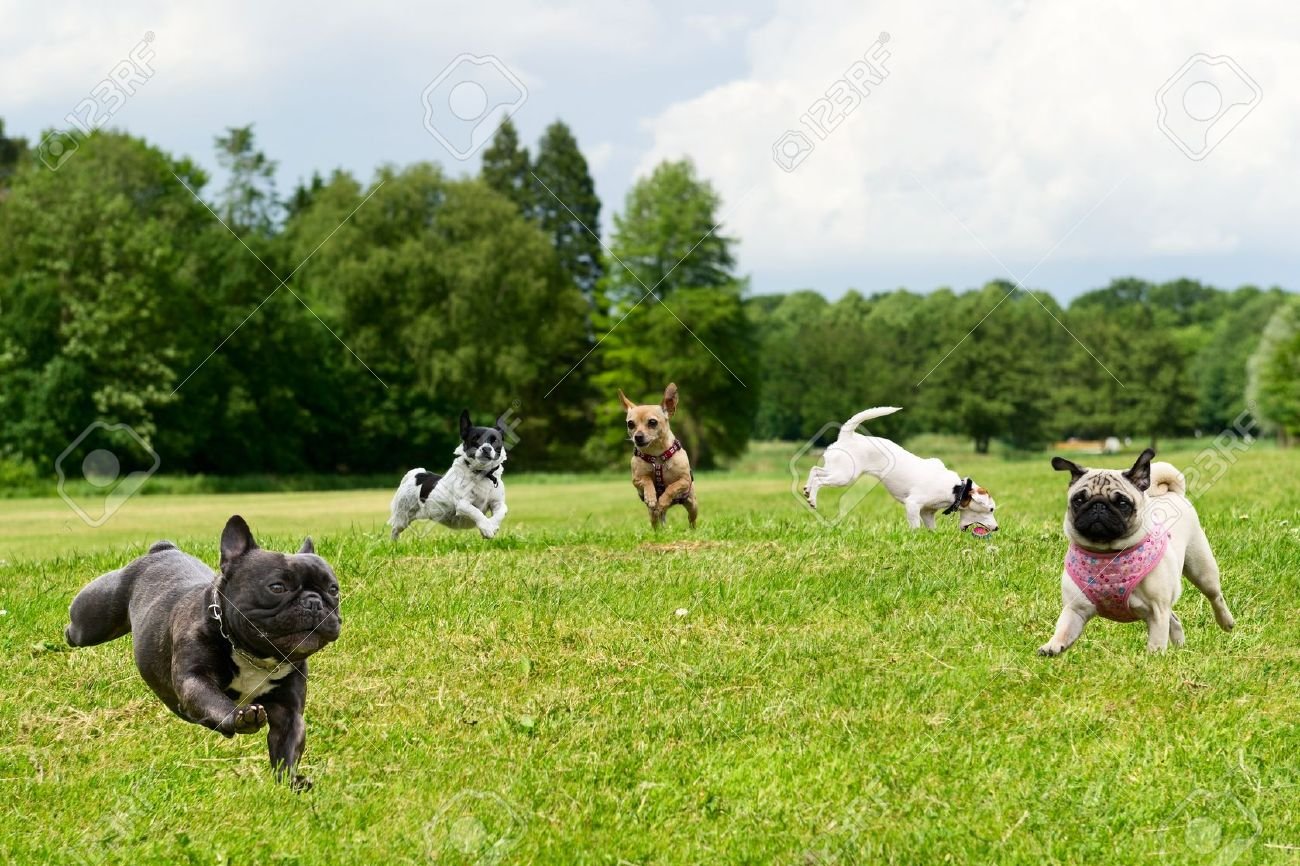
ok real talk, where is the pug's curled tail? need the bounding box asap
[839,406,903,439]
[1149,462,1186,497]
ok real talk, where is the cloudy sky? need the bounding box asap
[3,0,1295,300]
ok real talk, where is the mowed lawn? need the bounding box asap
[2,445,1299,864]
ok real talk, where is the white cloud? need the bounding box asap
[634,0,1300,290]
[585,140,615,173]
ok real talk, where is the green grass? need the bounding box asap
[2,445,1298,864]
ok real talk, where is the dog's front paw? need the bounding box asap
[1036,643,1064,657]
[478,523,497,540]
[230,704,267,733]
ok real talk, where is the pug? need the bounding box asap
[1038,448,1235,655]
[65,515,341,789]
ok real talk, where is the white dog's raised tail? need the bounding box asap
[839,406,902,439]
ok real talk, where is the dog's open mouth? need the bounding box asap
[968,525,992,537]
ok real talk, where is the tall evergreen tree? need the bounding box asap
[214,124,278,233]
[480,117,532,215]
[0,119,28,192]
[531,121,604,302]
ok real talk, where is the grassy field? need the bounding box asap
[2,443,1299,864]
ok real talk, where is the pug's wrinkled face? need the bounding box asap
[1051,448,1154,549]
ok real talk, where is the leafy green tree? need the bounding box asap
[1054,300,1196,446]
[592,159,758,466]
[0,118,27,192]
[286,171,326,218]
[285,164,591,470]
[480,117,533,215]
[531,120,604,303]
[214,124,278,233]
[0,130,212,462]
[1248,297,1300,444]
[924,282,1062,452]
[1191,286,1288,432]
[605,159,736,299]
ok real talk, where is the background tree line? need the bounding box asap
[0,117,1295,480]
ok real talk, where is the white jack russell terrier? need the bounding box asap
[802,406,998,532]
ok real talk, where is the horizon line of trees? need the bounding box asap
[0,116,1296,481]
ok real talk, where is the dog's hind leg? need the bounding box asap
[66,566,135,647]
[683,494,699,529]
[804,447,857,509]
[1182,526,1235,631]
[1168,611,1186,647]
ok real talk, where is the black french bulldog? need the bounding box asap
[65,515,341,790]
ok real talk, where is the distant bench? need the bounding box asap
[1053,437,1122,455]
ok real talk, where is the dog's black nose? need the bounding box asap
[304,596,322,614]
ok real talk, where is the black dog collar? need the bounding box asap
[462,457,501,487]
[943,477,974,515]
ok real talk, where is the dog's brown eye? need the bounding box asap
[268,582,287,594]
[627,420,635,429]
[648,419,658,427]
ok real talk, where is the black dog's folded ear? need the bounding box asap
[1123,447,1156,492]
[1051,457,1087,485]
[220,516,259,568]
[662,382,679,417]
[459,410,472,439]
[943,478,973,514]
[299,537,315,555]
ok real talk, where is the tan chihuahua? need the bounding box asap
[619,383,698,529]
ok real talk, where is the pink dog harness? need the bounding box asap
[1065,528,1169,622]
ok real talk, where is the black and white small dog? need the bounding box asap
[389,411,509,540]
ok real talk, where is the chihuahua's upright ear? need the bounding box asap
[1051,456,1087,486]
[618,389,636,411]
[1123,447,1156,492]
[661,383,679,417]
[220,515,259,569]
[459,410,472,440]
